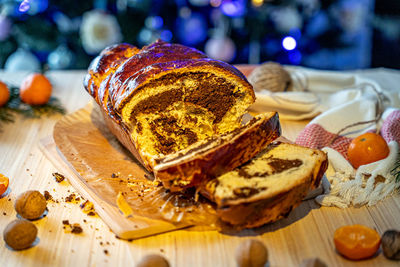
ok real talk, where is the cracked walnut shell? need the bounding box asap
[15,190,47,220]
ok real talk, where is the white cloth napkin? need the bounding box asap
[250,66,400,120]
[249,66,400,207]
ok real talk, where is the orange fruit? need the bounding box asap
[0,81,10,107]
[347,132,389,169]
[20,73,52,105]
[334,224,381,260]
[0,173,9,196]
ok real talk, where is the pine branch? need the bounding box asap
[0,107,16,123]
[0,86,20,130]
[19,97,66,118]
[0,84,65,131]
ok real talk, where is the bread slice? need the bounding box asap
[153,112,281,191]
[201,142,328,228]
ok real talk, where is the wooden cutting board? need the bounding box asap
[40,101,325,240]
[40,102,192,240]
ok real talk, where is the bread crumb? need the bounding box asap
[116,192,133,217]
[62,220,83,234]
[43,190,53,201]
[52,172,65,183]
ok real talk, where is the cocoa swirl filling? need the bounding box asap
[150,117,198,155]
[130,72,243,124]
[233,187,266,198]
[155,116,262,165]
[130,72,244,154]
[237,157,303,178]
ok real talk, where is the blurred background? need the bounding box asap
[0,0,399,71]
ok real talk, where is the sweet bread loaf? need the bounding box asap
[201,142,328,228]
[84,40,256,172]
[154,112,281,191]
[84,41,329,228]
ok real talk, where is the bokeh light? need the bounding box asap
[282,36,297,51]
[18,0,30,13]
[220,0,246,17]
[145,16,163,30]
[176,12,207,45]
[210,0,221,7]
[252,0,263,7]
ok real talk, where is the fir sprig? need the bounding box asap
[18,97,66,118]
[0,84,65,131]
[0,86,21,129]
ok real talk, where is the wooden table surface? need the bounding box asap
[1,70,399,267]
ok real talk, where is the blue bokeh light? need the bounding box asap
[160,29,173,42]
[176,13,207,45]
[145,16,163,30]
[288,50,302,64]
[220,0,246,17]
[18,0,30,13]
[282,36,297,51]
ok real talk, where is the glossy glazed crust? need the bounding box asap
[84,40,254,123]
[213,148,328,228]
[110,57,254,112]
[153,112,281,191]
[83,43,139,110]
[108,41,208,110]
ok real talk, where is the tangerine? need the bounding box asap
[20,73,52,105]
[0,81,10,107]
[347,132,389,169]
[0,173,9,196]
[334,224,381,260]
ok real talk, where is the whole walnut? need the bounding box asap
[382,230,400,260]
[15,190,47,220]
[3,219,38,250]
[248,62,292,93]
[235,239,268,267]
[136,254,170,267]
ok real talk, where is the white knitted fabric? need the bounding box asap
[316,141,399,208]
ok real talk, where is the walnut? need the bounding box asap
[136,254,170,267]
[15,190,47,220]
[248,62,292,92]
[300,258,327,267]
[235,239,268,267]
[382,230,400,260]
[3,219,38,250]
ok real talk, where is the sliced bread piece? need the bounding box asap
[201,142,328,228]
[153,112,281,191]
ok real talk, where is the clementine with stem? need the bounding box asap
[347,132,389,169]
